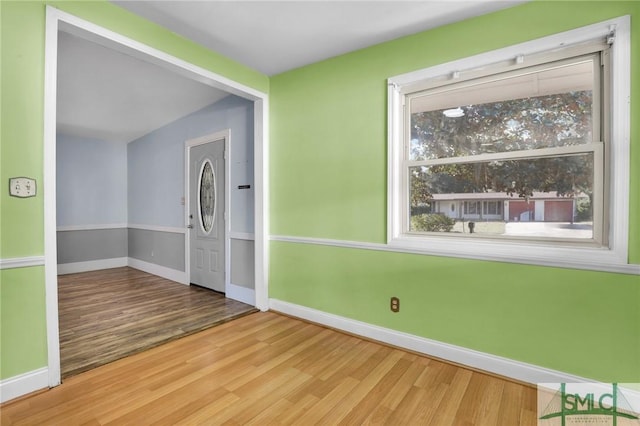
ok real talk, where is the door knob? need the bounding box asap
[187,224,193,229]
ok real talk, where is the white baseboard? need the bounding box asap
[127,258,188,285]
[0,367,48,404]
[268,299,591,386]
[57,257,128,275]
[226,282,255,305]
[56,258,187,285]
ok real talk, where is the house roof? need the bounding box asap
[431,191,576,201]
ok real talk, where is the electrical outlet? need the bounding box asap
[390,297,400,313]
[9,177,36,198]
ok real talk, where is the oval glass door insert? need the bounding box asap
[198,159,216,234]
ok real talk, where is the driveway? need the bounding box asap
[504,221,593,238]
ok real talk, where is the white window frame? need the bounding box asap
[387,16,632,273]
[405,51,605,242]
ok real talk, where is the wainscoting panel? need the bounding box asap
[57,228,127,264]
[128,227,185,272]
[230,238,255,289]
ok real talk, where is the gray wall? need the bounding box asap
[57,134,127,227]
[128,95,254,233]
[56,133,128,265]
[57,228,127,264]
[127,228,184,271]
[127,95,255,285]
[230,239,254,289]
[57,96,255,289]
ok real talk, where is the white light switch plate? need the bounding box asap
[9,177,37,198]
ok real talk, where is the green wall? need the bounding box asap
[269,1,640,382]
[0,0,268,381]
[0,268,47,379]
[1,0,638,387]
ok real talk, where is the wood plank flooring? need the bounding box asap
[58,267,257,378]
[2,311,537,425]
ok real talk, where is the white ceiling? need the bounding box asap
[57,31,229,143]
[58,1,527,143]
[112,0,527,76]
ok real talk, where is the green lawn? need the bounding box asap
[451,220,506,235]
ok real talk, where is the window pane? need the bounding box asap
[410,60,594,161]
[408,154,594,239]
[199,160,216,233]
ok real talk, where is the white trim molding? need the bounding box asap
[57,257,128,275]
[128,224,186,234]
[230,232,255,241]
[253,98,269,312]
[44,6,269,389]
[269,299,594,385]
[57,224,188,233]
[0,256,46,270]
[226,282,256,305]
[387,16,632,273]
[0,368,49,404]
[127,258,188,285]
[270,235,640,275]
[56,257,187,281]
[56,223,127,232]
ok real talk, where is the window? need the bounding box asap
[198,159,216,234]
[484,202,502,216]
[387,17,631,272]
[408,52,603,240]
[464,201,481,216]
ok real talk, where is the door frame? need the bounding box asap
[184,131,231,292]
[43,7,269,388]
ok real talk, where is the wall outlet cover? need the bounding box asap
[9,177,37,198]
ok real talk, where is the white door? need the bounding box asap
[189,140,225,292]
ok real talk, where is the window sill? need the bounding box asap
[388,234,639,275]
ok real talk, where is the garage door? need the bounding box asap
[544,200,573,222]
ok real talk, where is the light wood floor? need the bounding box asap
[58,267,257,378]
[2,311,537,425]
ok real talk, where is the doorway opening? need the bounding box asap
[44,6,268,388]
